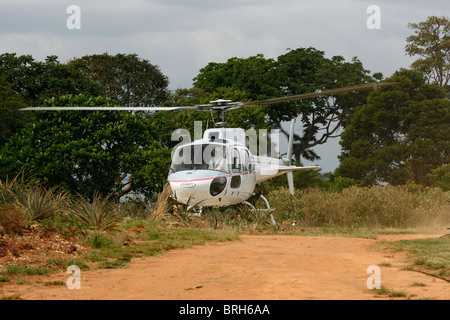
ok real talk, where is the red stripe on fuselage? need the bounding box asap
[168,171,255,183]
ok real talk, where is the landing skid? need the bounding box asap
[252,193,277,226]
[224,193,276,226]
[184,194,276,225]
[186,205,202,216]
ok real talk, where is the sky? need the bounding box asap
[1,0,448,172]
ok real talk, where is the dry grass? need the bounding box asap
[152,183,173,221]
[267,186,450,231]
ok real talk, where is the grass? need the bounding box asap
[374,285,409,298]
[383,237,450,281]
[2,263,52,276]
[266,186,450,230]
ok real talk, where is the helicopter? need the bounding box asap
[21,82,398,222]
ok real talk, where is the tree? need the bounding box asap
[0,94,172,200]
[336,69,449,186]
[193,47,381,164]
[0,53,101,106]
[71,53,170,107]
[405,16,450,90]
[0,77,32,146]
[272,48,380,163]
[193,54,280,100]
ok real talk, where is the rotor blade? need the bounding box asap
[243,82,399,106]
[19,105,206,111]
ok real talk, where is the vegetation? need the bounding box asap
[337,69,449,186]
[385,237,450,281]
[405,16,450,90]
[0,15,448,293]
[0,95,172,200]
[194,48,381,163]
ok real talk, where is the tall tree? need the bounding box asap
[405,16,450,90]
[272,48,380,163]
[71,53,170,107]
[193,47,381,164]
[336,69,449,186]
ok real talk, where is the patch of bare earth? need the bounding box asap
[0,226,87,274]
[1,232,448,300]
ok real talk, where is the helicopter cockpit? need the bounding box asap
[170,143,229,173]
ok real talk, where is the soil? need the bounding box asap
[1,232,448,300]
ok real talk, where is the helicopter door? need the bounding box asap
[239,148,256,195]
[230,147,241,188]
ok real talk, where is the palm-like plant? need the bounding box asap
[71,194,120,231]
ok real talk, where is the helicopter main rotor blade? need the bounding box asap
[242,82,399,106]
[19,105,207,111]
[19,82,399,112]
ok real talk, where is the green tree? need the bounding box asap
[273,48,380,163]
[71,53,170,107]
[336,69,449,186]
[0,76,32,146]
[193,54,280,100]
[0,94,171,200]
[193,47,381,164]
[0,53,101,106]
[405,16,450,90]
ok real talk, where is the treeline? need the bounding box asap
[0,16,448,201]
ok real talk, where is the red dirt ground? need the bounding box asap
[1,232,448,300]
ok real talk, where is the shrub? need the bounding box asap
[70,194,120,231]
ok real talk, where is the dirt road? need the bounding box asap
[1,233,448,300]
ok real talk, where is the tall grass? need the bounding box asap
[153,183,173,221]
[1,176,448,234]
[267,186,450,230]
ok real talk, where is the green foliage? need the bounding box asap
[0,77,32,146]
[3,263,51,276]
[0,53,102,106]
[193,47,380,163]
[388,237,450,280]
[337,69,449,185]
[70,53,170,107]
[427,164,450,190]
[194,54,279,100]
[70,194,120,232]
[14,186,68,222]
[0,94,171,200]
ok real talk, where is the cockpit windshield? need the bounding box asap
[170,144,229,173]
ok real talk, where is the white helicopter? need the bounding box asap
[22,82,397,222]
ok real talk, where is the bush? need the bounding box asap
[70,194,120,231]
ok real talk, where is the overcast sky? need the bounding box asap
[1,0,448,172]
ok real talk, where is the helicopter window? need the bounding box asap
[230,175,241,188]
[242,149,250,172]
[231,148,241,173]
[170,144,229,173]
